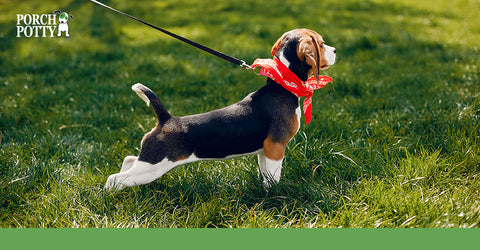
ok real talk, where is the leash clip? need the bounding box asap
[240,60,254,70]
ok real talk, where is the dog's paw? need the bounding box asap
[105,174,125,191]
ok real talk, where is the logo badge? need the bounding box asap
[16,10,73,38]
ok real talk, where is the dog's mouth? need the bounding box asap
[320,64,331,70]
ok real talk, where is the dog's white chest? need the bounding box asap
[58,23,68,32]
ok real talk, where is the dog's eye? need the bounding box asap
[320,43,324,48]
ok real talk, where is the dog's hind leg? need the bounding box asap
[120,156,138,173]
[105,155,199,190]
[105,159,177,190]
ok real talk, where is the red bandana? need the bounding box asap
[251,57,332,125]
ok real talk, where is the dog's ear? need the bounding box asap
[53,10,61,15]
[297,36,321,83]
[271,33,287,57]
[69,15,74,20]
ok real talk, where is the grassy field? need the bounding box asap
[1,0,479,228]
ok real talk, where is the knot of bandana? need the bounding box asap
[251,57,332,125]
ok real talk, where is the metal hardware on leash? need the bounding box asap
[90,0,253,70]
[240,60,254,70]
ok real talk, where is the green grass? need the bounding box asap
[1,0,479,228]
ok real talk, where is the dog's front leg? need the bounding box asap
[257,152,283,188]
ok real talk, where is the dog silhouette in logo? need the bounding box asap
[53,10,73,37]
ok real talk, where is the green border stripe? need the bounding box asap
[0,229,479,250]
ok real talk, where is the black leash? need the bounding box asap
[89,0,253,69]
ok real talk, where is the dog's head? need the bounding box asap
[271,29,336,82]
[54,10,73,24]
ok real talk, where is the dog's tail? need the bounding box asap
[132,83,172,125]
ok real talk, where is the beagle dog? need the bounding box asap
[105,29,336,190]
